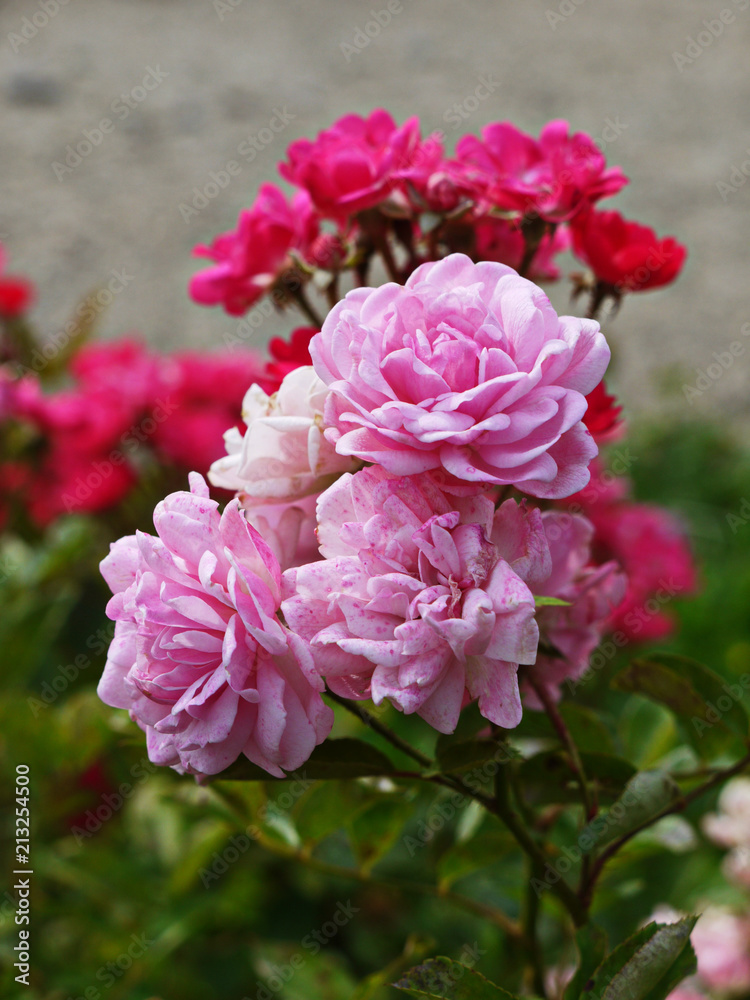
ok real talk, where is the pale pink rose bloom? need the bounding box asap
[523,510,626,705]
[703,778,750,849]
[704,778,750,888]
[97,473,333,778]
[282,466,548,733]
[691,909,750,994]
[208,366,357,506]
[654,906,750,998]
[244,493,320,572]
[311,253,610,499]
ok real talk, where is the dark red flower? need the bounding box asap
[583,380,623,442]
[0,246,34,317]
[571,208,687,292]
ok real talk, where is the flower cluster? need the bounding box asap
[0,288,314,526]
[95,111,695,779]
[188,109,686,324]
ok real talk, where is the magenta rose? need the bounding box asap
[98,474,333,777]
[282,467,549,733]
[311,253,610,499]
[279,109,437,224]
[456,119,628,222]
[189,183,318,316]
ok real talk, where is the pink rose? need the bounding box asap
[692,909,750,994]
[524,511,626,704]
[279,109,438,223]
[704,778,750,888]
[189,183,319,316]
[245,493,320,572]
[208,366,358,505]
[456,119,628,222]
[311,253,610,499]
[282,467,547,733]
[98,474,333,777]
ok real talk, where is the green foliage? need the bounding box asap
[581,919,697,1000]
[3,414,750,997]
[394,956,520,998]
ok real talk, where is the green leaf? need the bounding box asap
[293,781,369,844]
[584,924,669,1000]
[351,935,435,1000]
[220,738,396,781]
[579,770,680,852]
[436,739,514,776]
[641,939,697,1000]
[586,918,698,1000]
[560,704,617,756]
[535,595,572,607]
[564,924,608,1000]
[394,956,522,998]
[513,705,617,756]
[348,797,414,872]
[612,654,749,757]
[437,830,516,888]
[519,751,635,807]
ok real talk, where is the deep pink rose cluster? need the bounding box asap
[0,330,313,527]
[188,109,685,320]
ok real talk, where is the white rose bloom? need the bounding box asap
[209,366,356,504]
